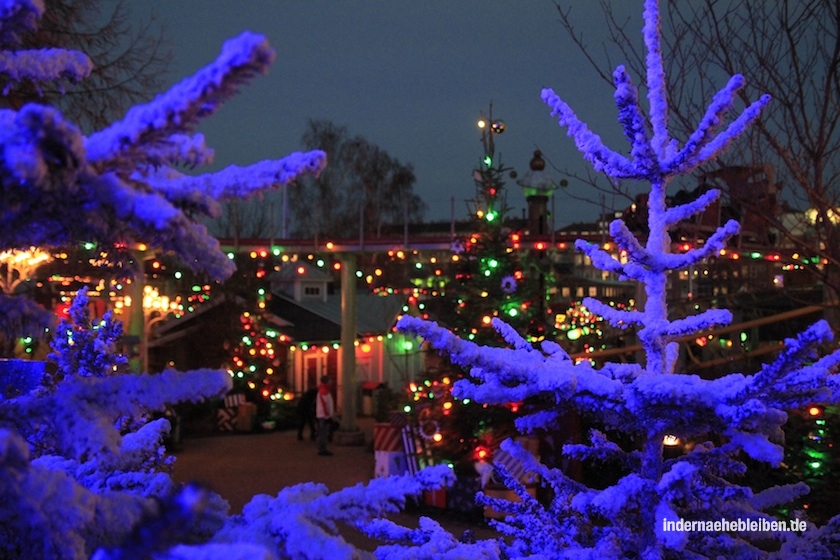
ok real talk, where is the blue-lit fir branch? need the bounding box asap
[658,309,733,340]
[0,26,325,281]
[214,465,458,560]
[613,66,656,170]
[367,517,502,560]
[581,297,645,329]
[0,1,92,93]
[608,218,648,267]
[573,238,634,279]
[562,429,642,468]
[662,188,721,227]
[85,31,273,167]
[490,317,539,352]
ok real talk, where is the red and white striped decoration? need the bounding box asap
[217,408,236,431]
[373,423,402,452]
[224,394,246,409]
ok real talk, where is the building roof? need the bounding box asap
[270,262,334,285]
[268,289,404,344]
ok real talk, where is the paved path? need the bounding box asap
[169,417,499,553]
[171,419,379,513]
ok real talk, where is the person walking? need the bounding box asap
[296,387,317,441]
[315,375,335,456]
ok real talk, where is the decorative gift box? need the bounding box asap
[374,450,407,478]
[373,422,402,451]
[423,488,446,508]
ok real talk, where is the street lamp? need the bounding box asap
[476,105,505,169]
[141,285,177,372]
[473,103,511,223]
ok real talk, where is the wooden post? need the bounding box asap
[335,252,364,445]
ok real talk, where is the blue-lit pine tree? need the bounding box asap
[0,2,455,558]
[396,0,840,557]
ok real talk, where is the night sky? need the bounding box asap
[143,1,644,227]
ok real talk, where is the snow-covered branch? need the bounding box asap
[642,0,669,159]
[662,188,720,227]
[0,49,91,90]
[665,75,746,174]
[582,297,645,329]
[613,65,655,170]
[573,238,632,278]
[85,31,274,168]
[541,87,637,179]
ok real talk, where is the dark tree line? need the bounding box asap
[289,119,426,241]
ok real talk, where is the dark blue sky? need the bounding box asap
[145,2,644,226]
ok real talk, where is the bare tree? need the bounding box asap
[209,196,280,242]
[0,0,170,131]
[289,119,426,241]
[556,0,840,323]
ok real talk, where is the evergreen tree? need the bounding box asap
[400,106,556,479]
[397,0,840,556]
[0,3,456,557]
[427,105,554,345]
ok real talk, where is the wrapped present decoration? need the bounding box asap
[217,407,236,431]
[218,393,250,432]
[235,402,257,432]
[374,450,407,478]
[224,393,246,408]
[490,435,541,485]
[448,474,482,513]
[493,448,539,485]
[373,422,402,451]
[423,488,446,508]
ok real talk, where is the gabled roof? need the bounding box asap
[268,289,403,344]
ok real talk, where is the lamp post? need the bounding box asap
[473,103,509,223]
[477,108,505,165]
[141,285,177,372]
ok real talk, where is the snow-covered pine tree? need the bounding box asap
[0,2,454,558]
[397,0,840,557]
[0,0,326,281]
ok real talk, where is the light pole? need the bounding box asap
[473,103,509,223]
[141,285,177,372]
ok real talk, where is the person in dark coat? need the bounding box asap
[315,375,335,456]
[296,387,317,441]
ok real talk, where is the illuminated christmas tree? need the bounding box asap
[226,303,288,403]
[763,404,840,527]
[424,105,555,346]
[394,107,558,480]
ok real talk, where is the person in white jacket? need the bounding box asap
[315,375,335,456]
